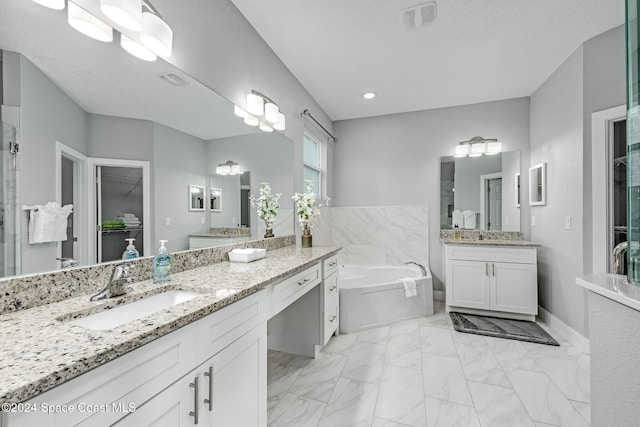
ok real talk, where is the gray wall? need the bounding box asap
[502,150,521,231]
[153,123,208,252]
[453,154,502,215]
[332,97,531,291]
[3,52,88,274]
[209,174,242,228]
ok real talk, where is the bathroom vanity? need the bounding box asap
[0,240,340,427]
[443,236,540,321]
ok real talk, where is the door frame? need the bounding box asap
[55,142,88,267]
[479,172,502,230]
[592,105,626,274]
[87,157,151,263]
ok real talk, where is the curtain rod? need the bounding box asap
[301,109,337,143]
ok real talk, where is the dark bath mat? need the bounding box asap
[449,312,560,346]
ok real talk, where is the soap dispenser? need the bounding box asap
[122,238,140,259]
[153,240,172,284]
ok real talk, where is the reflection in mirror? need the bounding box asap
[0,1,295,278]
[515,173,521,208]
[209,173,250,227]
[189,185,205,211]
[440,151,521,231]
[210,188,222,212]
[529,163,546,206]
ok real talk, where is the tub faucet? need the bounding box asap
[404,261,427,276]
[90,263,136,301]
[612,241,628,275]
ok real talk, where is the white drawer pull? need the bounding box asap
[328,261,337,267]
[329,285,337,292]
[297,278,310,286]
[329,315,337,323]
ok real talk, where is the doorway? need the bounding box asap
[480,172,502,230]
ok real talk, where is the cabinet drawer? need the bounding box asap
[324,304,339,345]
[324,272,338,309]
[197,290,268,364]
[6,323,198,427]
[446,245,536,264]
[272,264,321,316]
[323,255,339,278]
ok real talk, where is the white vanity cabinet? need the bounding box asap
[445,244,538,320]
[322,254,339,345]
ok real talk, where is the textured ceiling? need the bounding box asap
[231,0,625,120]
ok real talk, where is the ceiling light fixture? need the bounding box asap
[100,0,142,31]
[454,136,501,158]
[235,90,286,131]
[67,1,114,42]
[216,160,244,175]
[140,0,173,57]
[362,92,376,99]
[32,0,65,10]
[120,34,157,61]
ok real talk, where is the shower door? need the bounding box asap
[0,120,18,277]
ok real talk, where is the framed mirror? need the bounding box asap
[529,163,546,206]
[189,185,205,211]
[515,173,521,208]
[210,188,222,212]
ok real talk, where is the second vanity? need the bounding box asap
[442,232,540,321]
[0,241,340,427]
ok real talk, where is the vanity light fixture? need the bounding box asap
[100,0,142,31]
[120,33,157,61]
[216,160,244,176]
[68,1,114,42]
[140,0,173,57]
[235,90,286,131]
[454,137,501,158]
[32,0,65,10]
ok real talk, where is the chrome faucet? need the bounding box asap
[612,242,628,275]
[404,261,427,276]
[90,263,136,301]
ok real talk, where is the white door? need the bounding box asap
[446,260,490,310]
[487,178,502,230]
[490,262,537,314]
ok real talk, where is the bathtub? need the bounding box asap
[338,264,434,334]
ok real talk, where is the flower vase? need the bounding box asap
[264,228,274,238]
[301,225,312,248]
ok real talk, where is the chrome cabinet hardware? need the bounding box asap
[329,285,337,292]
[189,376,199,424]
[203,366,213,412]
[492,263,495,276]
[297,278,310,286]
[328,261,337,267]
[485,263,489,276]
[329,315,337,323]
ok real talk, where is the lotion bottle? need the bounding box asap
[122,238,140,259]
[153,240,171,284]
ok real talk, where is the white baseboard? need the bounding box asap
[537,306,590,354]
[434,290,444,301]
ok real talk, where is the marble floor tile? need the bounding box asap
[536,356,591,402]
[505,367,589,427]
[268,349,313,368]
[342,341,387,383]
[357,325,391,343]
[468,381,535,427]
[267,361,304,411]
[422,353,473,406]
[385,333,422,370]
[419,312,450,329]
[455,340,511,387]
[485,337,544,372]
[389,318,421,337]
[420,325,457,357]
[375,364,427,427]
[424,397,481,427]
[323,332,357,355]
[268,393,326,427]
[288,352,348,402]
[318,378,379,427]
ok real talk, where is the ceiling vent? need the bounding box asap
[157,72,189,86]
[401,2,437,31]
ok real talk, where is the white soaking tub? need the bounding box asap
[338,264,433,334]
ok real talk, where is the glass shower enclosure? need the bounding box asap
[627,0,640,283]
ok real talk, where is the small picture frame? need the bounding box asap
[529,163,546,206]
[189,185,205,211]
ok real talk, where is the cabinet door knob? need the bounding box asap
[189,376,199,424]
[203,365,214,412]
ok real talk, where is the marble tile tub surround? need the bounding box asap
[0,244,339,404]
[0,235,295,315]
[314,205,429,267]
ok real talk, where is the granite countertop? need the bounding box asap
[188,233,245,238]
[0,245,340,404]
[576,273,640,312]
[441,238,541,247]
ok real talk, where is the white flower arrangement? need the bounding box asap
[249,182,281,229]
[292,181,330,230]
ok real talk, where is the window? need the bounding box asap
[303,133,321,194]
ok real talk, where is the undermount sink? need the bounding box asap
[69,290,203,331]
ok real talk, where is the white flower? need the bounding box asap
[249,182,281,228]
[292,181,330,229]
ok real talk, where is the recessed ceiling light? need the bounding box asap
[362,92,376,100]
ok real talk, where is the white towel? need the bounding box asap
[463,210,477,229]
[27,202,73,244]
[452,210,464,229]
[399,277,417,298]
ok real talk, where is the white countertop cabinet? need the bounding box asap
[445,244,538,321]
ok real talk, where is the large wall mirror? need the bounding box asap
[440,151,521,231]
[0,1,294,279]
